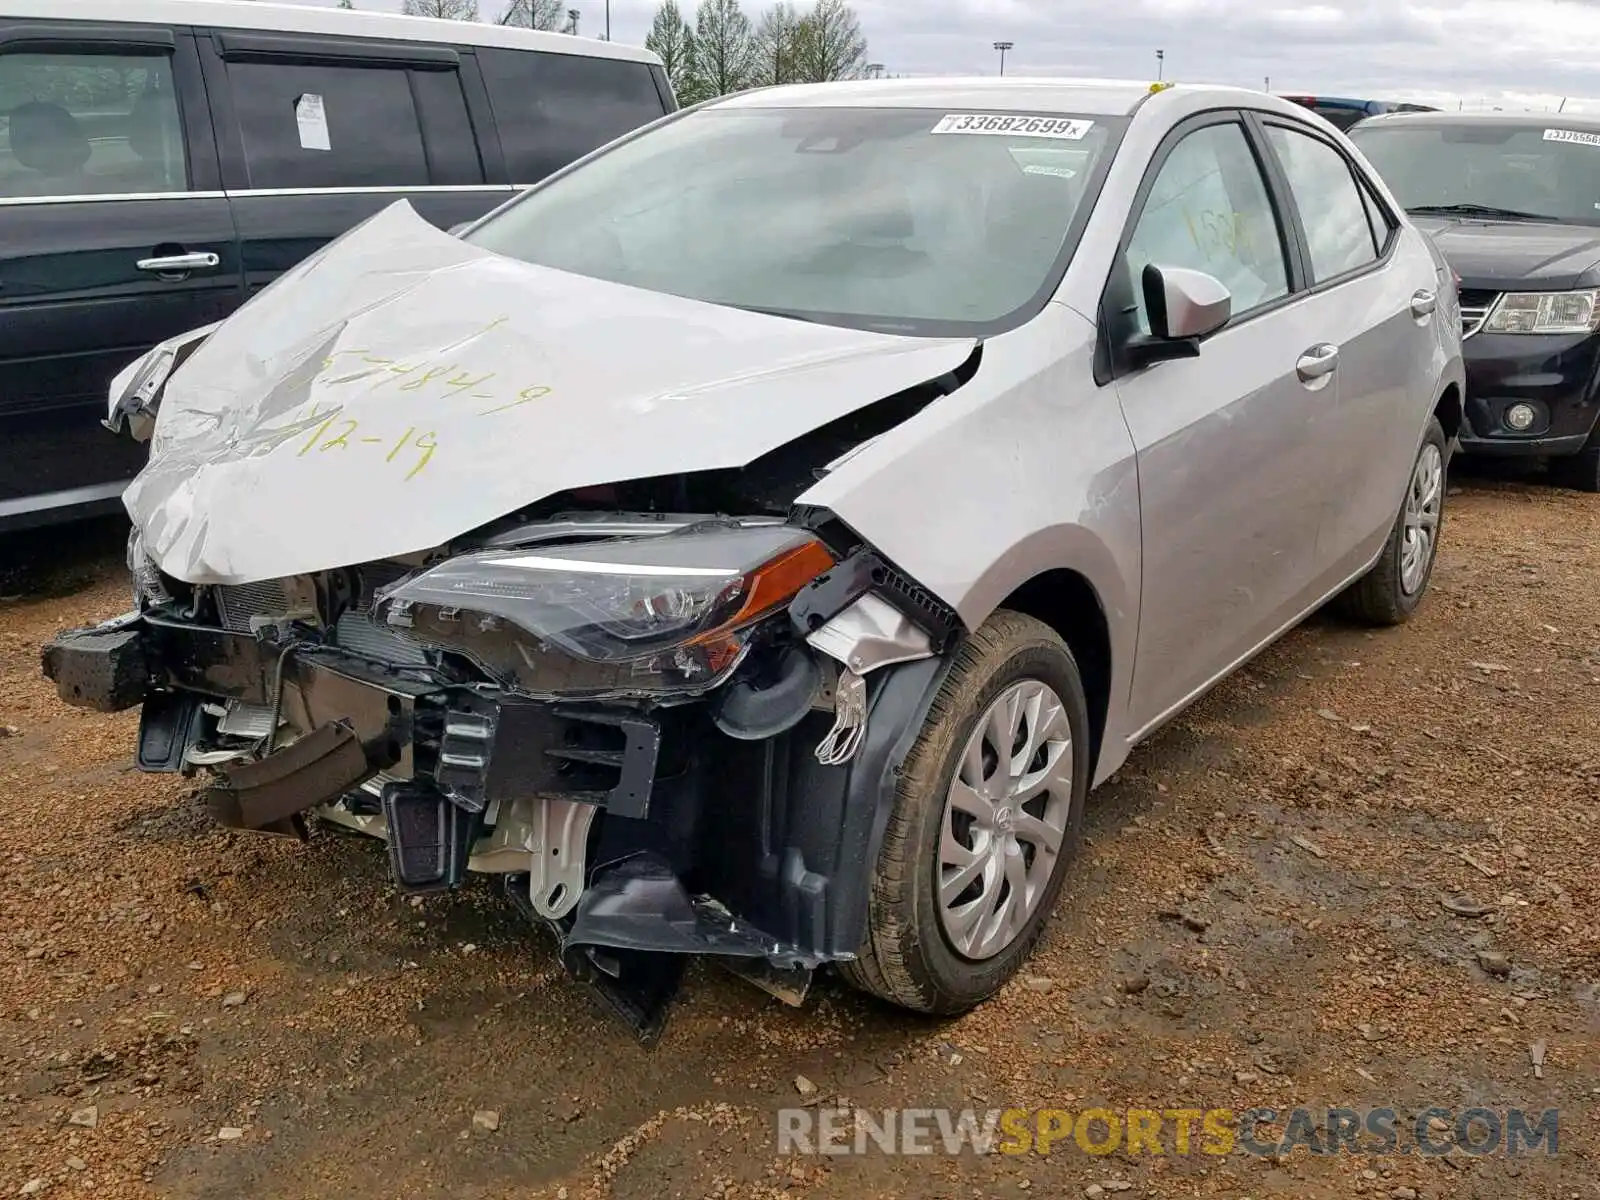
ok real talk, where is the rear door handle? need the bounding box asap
[1295,343,1339,383]
[1411,289,1437,318]
[136,252,221,274]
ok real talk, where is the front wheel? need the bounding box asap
[838,610,1090,1014]
[1336,415,1448,626]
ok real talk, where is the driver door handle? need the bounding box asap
[1411,289,1437,317]
[1295,343,1339,382]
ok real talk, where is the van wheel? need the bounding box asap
[1337,416,1447,626]
[838,611,1089,1014]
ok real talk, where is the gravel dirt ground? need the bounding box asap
[2,474,1597,1200]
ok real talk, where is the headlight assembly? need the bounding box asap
[375,523,836,698]
[104,346,176,441]
[1481,289,1600,336]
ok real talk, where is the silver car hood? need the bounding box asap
[127,202,976,585]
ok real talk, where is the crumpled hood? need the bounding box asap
[128,202,975,585]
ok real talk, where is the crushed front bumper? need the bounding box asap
[42,610,948,1041]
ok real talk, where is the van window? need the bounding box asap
[227,60,430,189]
[0,52,187,199]
[477,48,665,184]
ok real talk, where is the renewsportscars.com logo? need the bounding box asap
[776,1106,1560,1158]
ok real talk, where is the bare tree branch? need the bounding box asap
[496,0,566,29]
[794,0,866,83]
[401,0,481,20]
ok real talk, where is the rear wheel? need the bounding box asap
[1337,416,1447,626]
[839,611,1089,1014]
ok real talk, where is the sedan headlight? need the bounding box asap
[1482,289,1600,335]
[375,523,836,698]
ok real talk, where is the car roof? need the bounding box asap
[712,77,1264,117]
[0,0,660,64]
[1355,110,1600,131]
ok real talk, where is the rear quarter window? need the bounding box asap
[477,48,666,184]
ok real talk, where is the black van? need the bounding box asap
[0,0,675,531]
[1349,112,1600,491]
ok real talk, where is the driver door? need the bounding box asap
[1110,113,1336,733]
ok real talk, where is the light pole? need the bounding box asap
[1155,49,1164,81]
[865,62,884,79]
[567,8,578,34]
[993,41,1013,76]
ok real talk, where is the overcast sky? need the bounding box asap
[289,0,1600,112]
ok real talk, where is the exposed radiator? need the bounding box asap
[215,578,294,633]
[335,609,431,667]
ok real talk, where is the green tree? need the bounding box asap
[338,0,355,8]
[497,0,565,28]
[752,2,805,86]
[401,0,480,19]
[692,0,755,98]
[645,2,699,101]
[793,0,866,82]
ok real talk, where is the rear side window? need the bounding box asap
[0,51,187,198]
[227,60,432,189]
[478,48,665,184]
[1266,124,1380,280]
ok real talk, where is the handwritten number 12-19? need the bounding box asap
[298,415,437,480]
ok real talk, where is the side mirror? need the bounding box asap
[1124,264,1232,369]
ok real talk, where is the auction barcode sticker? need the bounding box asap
[931,113,1094,139]
[1544,128,1600,147]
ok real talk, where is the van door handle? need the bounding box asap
[1295,343,1339,382]
[1411,289,1437,318]
[136,252,221,274]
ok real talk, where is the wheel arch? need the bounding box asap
[992,568,1114,781]
[1434,381,1463,444]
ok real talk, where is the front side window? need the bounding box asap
[1123,121,1290,333]
[467,105,1118,335]
[226,60,429,189]
[1267,125,1380,280]
[0,51,186,199]
[1348,120,1600,226]
[478,49,666,184]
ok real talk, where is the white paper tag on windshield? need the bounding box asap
[1543,128,1600,147]
[296,93,331,151]
[931,113,1093,139]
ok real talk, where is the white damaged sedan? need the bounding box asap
[48,79,1463,1040]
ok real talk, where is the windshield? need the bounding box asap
[465,105,1120,335]
[1349,122,1600,224]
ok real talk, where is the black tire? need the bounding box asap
[1336,415,1448,627]
[838,610,1090,1014]
[1549,435,1600,493]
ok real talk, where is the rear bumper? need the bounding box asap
[42,611,947,1032]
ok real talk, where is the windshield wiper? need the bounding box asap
[1407,203,1550,221]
